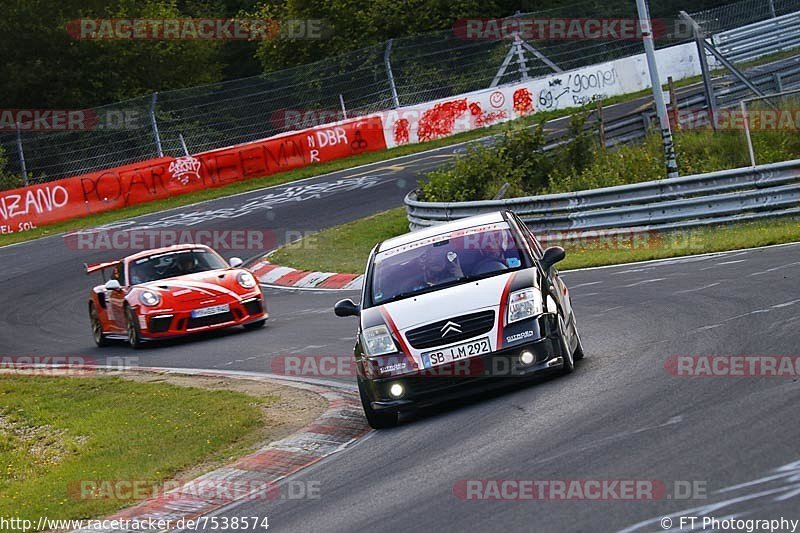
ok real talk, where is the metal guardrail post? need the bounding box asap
[15,122,29,187]
[384,39,400,109]
[149,92,164,158]
[741,101,757,167]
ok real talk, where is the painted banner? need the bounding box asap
[0,116,386,233]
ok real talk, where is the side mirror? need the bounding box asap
[104,279,122,291]
[334,299,360,317]
[229,257,243,268]
[540,246,566,272]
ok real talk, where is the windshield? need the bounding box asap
[128,249,228,285]
[370,223,525,305]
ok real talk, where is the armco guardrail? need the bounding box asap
[712,11,800,64]
[405,159,800,236]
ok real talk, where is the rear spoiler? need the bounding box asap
[85,260,121,275]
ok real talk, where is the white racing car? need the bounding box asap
[335,210,584,428]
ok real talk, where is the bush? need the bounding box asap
[419,107,800,202]
[0,147,23,191]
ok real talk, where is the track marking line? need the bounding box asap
[674,282,721,294]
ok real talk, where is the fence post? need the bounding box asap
[339,94,348,120]
[596,98,606,150]
[741,101,756,167]
[178,133,190,157]
[15,122,29,187]
[149,92,164,157]
[384,39,401,109]
[768,0,776,18]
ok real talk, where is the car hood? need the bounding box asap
[138,269,247,302]
[379,271,517,331]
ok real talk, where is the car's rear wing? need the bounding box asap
[84,260,121,275]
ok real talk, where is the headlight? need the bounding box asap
[236,271,256,289]
[362,325,397,356]
[507,288,543,324]
[139,290,161,307]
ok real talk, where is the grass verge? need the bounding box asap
[268,207,800,273]
[0,374,270,523]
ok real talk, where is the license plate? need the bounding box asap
[191,304,229,318]
[422,337,492,369]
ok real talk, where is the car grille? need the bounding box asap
[148,315,173,333]
[405,310,496,349]
[187,311,234,329]
[243,298,263,316]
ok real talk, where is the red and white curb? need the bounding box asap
[249,256,363,291]
[30,365,372,533]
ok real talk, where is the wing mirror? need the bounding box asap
[104,279,121,291]
[540,246,566,272]
[229,257,243,268]
[334,299,360,317]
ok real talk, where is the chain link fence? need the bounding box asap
[1,0,798,188]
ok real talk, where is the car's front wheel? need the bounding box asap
[125,306,144,349]
[558,316,574,374]
[358,378,399,429]
[89,303,111,347]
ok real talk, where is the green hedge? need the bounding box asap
[418,108,800,202]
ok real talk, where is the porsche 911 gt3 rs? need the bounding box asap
[86,244,267,348]
[334,211,584,428]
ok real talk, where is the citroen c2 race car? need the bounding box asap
[335,211,584,428]
[86,244,267,348]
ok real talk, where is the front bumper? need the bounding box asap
[138,295,267,339]
[362,329,566,413]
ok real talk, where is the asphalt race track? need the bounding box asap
[2,77,800,530]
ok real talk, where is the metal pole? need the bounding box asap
[339,94,348,120]
[680,11,718,131]
[741,100,756,166]
[514,34,530,82]
[15,122,28,187]
[769,0,776,18]
[384,39,400,109]
[149,92,164,157]
[178,133,189,157]
[637,0,678,178]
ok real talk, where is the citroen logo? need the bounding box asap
[440,321,462,337]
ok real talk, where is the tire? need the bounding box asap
[358,378,399,429]
[573,325,585,361]
[125,306,144,349]
[558,316,574,374]
[243,319,266,330]
[89,303,111,347]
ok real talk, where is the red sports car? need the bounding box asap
[86,244,267,348]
